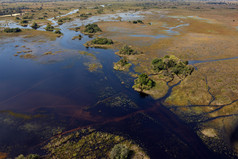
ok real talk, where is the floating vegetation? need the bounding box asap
[19,53,36,59]
[43,51,54,55]
[44,128,149,159]
[72,34,82,40]
[0,110,42,120]
[79,51,96,59]
[85,62,103,72]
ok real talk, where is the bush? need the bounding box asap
[21,20,28,24]
[91,37,113,45]
[132,20,143,24]
[4,27,21,33]
[31,22,40,29]
[109,144,130,159]
[118,45,137,55]
[45,23,54,31]
[84,23,102,33]
[55,30,62,34]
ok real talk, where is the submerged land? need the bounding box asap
[0,0,238,158]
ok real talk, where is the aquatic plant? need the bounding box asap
[113,58,132,71]
[15,154,40,159]
[109,144,131,159]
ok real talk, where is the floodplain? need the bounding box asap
[0,1,238,158]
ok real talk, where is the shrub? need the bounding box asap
[4,27,21,33]
[91,37,113,45]
[55,30,62,34]
[118,45,137,55]
[31,22,40,29]
[109,144,130,159]
[45,23,54,31]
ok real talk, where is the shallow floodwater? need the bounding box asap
[0,10,224,158]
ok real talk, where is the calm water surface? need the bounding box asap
[0,10,223,158]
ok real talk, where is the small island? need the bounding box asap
[3,28,22,33]
[133,73,155,92]
[81,23,102,36]
[113,58,132,71]
[152,55,194,79]
[84,37,113,48]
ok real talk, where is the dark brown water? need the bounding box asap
[0,12,229,158]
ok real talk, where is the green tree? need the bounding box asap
[45,23,54,31]
[133,73,155,91]
[31,22,40,29]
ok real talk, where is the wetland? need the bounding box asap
[0,1,238,158]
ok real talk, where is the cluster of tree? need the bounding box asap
[133,73,155,91]
[91,37,113,45]
[3,27,21,33]
[118,58,129,67]
[58,17,72,25]
[20,20,28,24]
[31,22,40,29]
[152,55,194,78]
[54,30,62,34]
[45,23,54,31]
[118,45,138,55]
[132,20,143,24]
[79,13,92,19]
[0,6,28,16]
[84,23,102,34]
[109,144,131,159]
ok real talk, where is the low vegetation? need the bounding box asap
[133,73,155,91]
[3,28,21,33]
[31,22,40,30]
[118,45,139,55]
[58,17,72,25]
[43,128,148,159]
[132,20,144,24]
[109,144,131,159]
[45,23,54,32]
[15,154,40,159]
[113,58,132,71]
